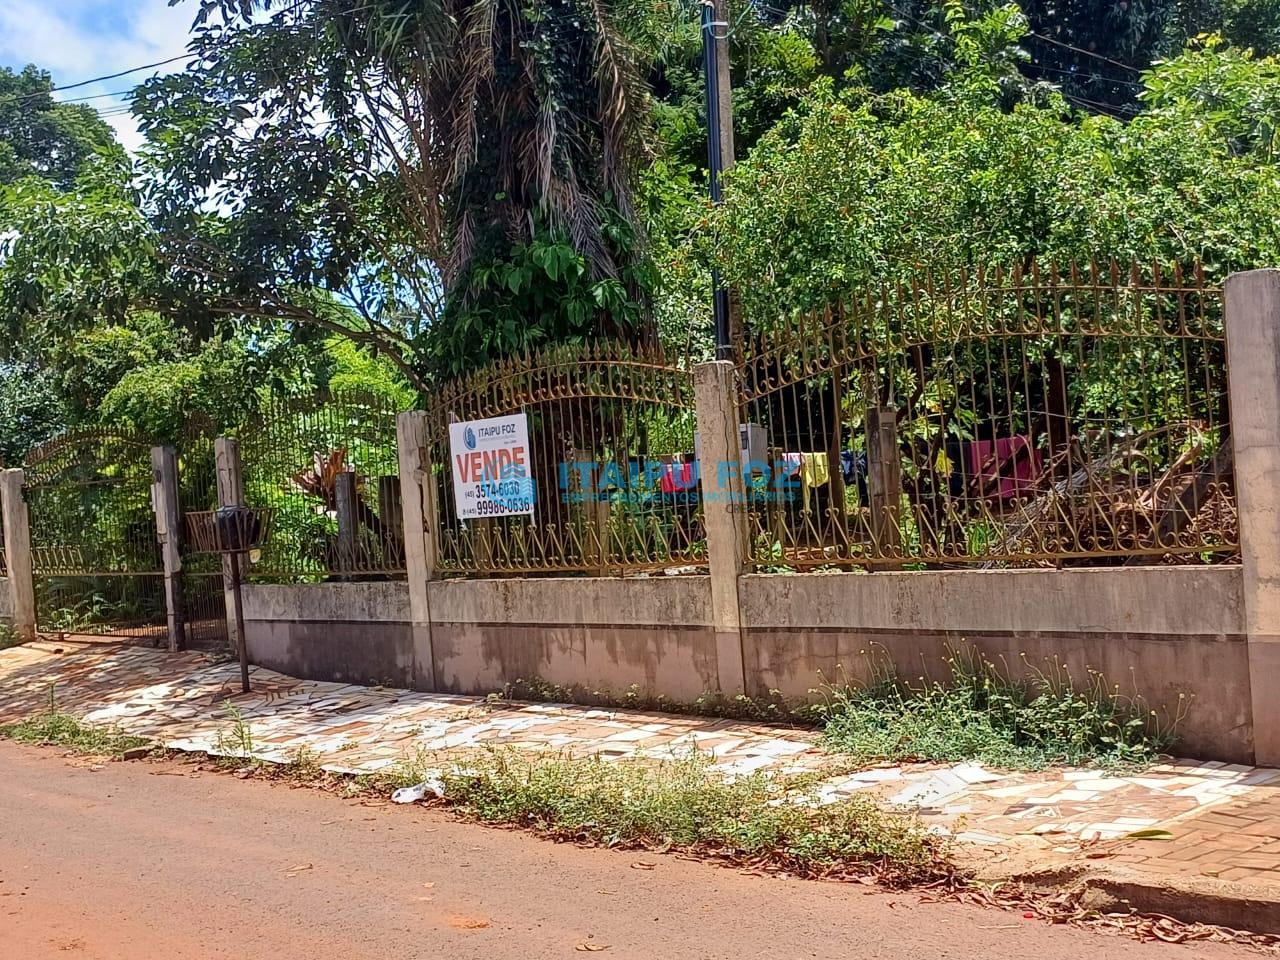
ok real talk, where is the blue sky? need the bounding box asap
[0,0,197,152]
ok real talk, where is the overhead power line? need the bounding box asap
[54,88,139,105]
[3,54,190,108]
[48,54,191,93]
[1026,31,1143,75]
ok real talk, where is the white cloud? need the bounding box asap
[0,0,199,153]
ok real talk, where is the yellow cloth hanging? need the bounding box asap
[800,453,830,513]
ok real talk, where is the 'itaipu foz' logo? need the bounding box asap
[463,425,477,450]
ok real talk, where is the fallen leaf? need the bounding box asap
[575,944,610,952]
[1124,829,1174,841]
[630,862,655,871]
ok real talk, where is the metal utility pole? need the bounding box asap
[701,0,733,360]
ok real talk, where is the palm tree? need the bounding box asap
[144,0,657,381]
[328,0,653,289]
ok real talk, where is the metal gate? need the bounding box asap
[176,420,230,651]
[24,429,167,642]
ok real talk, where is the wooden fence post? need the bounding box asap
[334,471,358,576]
[1,469,36,641]
[866,406,902,557]
[151,446,183,653]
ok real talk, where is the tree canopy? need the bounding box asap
[4,0,1280,455]
[0,65,120,189]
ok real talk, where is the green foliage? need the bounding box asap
[0,363,65,465]
[707,43,1280,322]
[1139,36,1280,157]
[434,747,944,878]
[0,154,157,334]
[0,65,121,189]
[818,644,1181,769]
[321,337,416,410]
[428,222,654,378]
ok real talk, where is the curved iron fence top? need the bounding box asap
[21,428,157,487]
[424,341,696,430]
[738,259,1224,402]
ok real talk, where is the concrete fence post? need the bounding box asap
[214,437,246,657]
[1225,269,1280,766]
[150,446,184,653]
[693,360,748,697]
[397,411,439,691]
[0,469,36,640]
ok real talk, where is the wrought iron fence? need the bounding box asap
[426,343,705,577]
[737,261,1236,569]
[23,428,167,637]
[240,390,407,581]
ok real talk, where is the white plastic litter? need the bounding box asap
[391,778,446,804]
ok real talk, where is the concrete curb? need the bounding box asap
[1012,863,1280,935]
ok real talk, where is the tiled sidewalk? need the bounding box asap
[2,638,1279,890]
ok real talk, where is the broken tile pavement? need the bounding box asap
[3,638,1280,891]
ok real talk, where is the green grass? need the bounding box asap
[2,712,153,758]
[411,747,945,881]
[817,645,1180,770]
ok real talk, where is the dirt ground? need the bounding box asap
[0,740,1253,960]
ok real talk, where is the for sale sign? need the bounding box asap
[448,413,535,519]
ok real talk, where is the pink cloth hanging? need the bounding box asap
[964,436,1043,498]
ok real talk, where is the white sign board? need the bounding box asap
[448,413,535,519]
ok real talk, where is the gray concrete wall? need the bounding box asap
[243,582,413,688]
[241,576,718,701]
[240,566,1251,762]
[428,576,718,701]
[740,567,1250,763]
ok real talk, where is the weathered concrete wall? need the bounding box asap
[241,576,718,701]
[740,567,1251,763]
[243,582,413,688]
[0,576,11,624]
[240,566,1251,762]
[428,576,718,701]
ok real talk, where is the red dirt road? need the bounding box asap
[0,741,1249,960]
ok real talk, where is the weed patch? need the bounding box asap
[428,747,945,881]
[2,712,152,758]
[818,644,1181,770]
